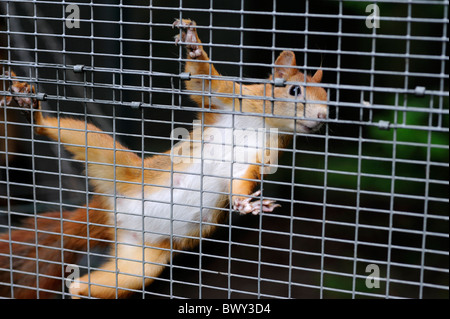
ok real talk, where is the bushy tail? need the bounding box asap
[0,197,113,298]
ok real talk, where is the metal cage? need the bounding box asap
[0,0,448,299]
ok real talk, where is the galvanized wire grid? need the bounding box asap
[0,0,448,299]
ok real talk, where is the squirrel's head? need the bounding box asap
[266,51,328,133]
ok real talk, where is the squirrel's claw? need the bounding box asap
[232,190,281,215]
[173,19,202,58]
[1,71,39,123]
[173,18,196,30]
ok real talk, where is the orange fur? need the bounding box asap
[70,239,172,299]
[0,19,328,298]
[0,197,113,298]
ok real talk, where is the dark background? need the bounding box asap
[0,0,448,298]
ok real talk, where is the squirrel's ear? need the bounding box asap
[312,69,323,83]
[274,51,297,79]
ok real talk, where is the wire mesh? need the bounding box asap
[0,0,448,299]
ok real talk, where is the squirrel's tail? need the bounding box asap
[0,196,113,298]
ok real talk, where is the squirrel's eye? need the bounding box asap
[289,85,302,97]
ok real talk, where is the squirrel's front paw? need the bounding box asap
[1,71,39,122]
[173,19,202,58]
[232,190,281,215]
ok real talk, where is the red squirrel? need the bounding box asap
[0,19,327,298]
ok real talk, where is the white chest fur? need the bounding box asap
[114,114,275,244]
